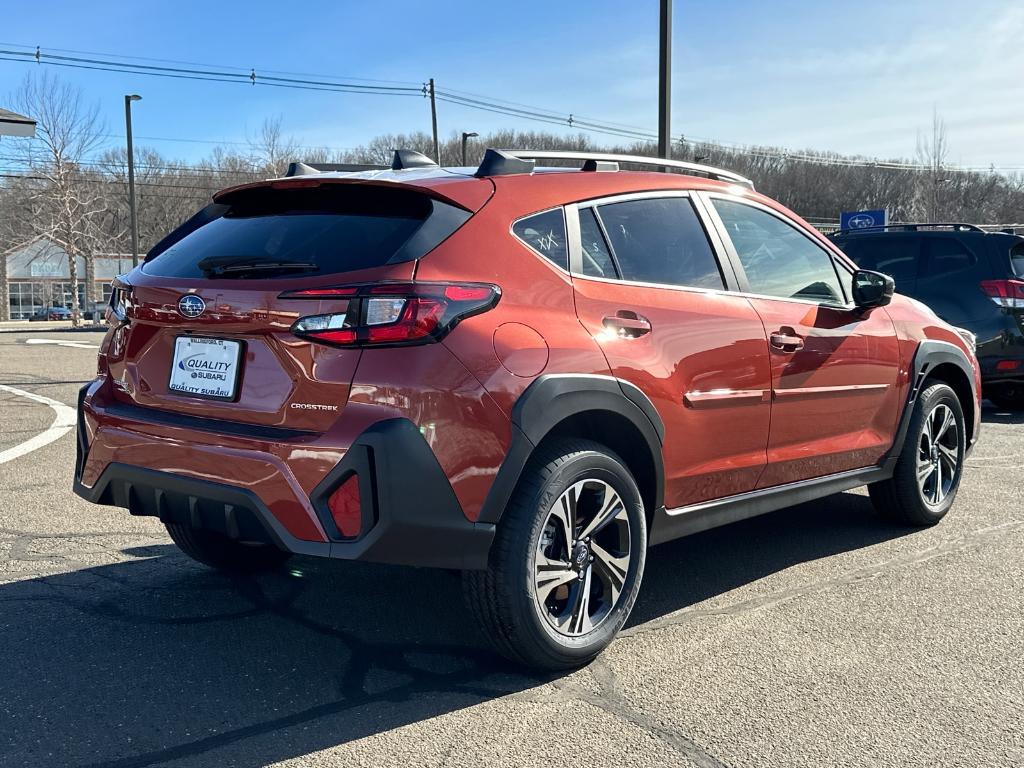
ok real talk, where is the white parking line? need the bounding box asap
[24,338,99,349]
[0,385,77,465]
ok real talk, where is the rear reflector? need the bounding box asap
[996,360,1022,372]
[981,279,1024,308]
[327,474,362,538]
[284,281,500,348]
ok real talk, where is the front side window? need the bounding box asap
[595,197,723,289]
[713,199,845,304]
[512,208,568,270]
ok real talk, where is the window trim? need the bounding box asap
[564,190,737,293]
[700,191,854,309]
[509,205,571,272]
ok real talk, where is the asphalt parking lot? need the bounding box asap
[1,326,1022,768]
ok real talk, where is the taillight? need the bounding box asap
[981,279,1024,309]
[283,282,501,348]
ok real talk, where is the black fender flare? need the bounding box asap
[883,339,979,470]
[477,374,665,525]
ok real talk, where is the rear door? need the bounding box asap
[567,192,772,510]
[915,235,988,326]
[704,195,902,487]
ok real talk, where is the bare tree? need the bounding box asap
[7,72,106,325]
[916,109,950,221]
[249,116,299,177]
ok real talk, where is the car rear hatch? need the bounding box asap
[104,177,488,432]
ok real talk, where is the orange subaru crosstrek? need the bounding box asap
[75,149,981,669]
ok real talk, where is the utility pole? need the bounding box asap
[124,94,142,267]
[428,78,440,163]
[658,0,672,162]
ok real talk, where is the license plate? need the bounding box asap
[168,336,243,400]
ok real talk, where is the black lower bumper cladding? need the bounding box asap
[72,409,495,570]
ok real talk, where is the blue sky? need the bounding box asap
[1,0,1022,168]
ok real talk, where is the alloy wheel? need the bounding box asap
[532,479,632,637]
[916,403,960,506]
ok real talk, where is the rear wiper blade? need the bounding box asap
[197,257,319,278]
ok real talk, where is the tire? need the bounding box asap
[869,382,966,526]
[463,439,647,671]
[165,523,291,572]
[987,383,1024,411]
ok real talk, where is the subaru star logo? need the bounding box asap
[177,294,206,318]
[849,214,877,229]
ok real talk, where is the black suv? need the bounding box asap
[831,224,1024,410]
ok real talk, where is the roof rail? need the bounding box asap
[831,222,985,237]
[480,149,754,189]
[284,161,387,177]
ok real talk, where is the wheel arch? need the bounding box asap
[884,340,979,470]
[477,375,665,526]
[924,361,976,436]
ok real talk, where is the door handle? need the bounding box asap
[603,311,652,338]
[770,331,804,352]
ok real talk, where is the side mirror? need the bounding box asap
[852,269,895,309]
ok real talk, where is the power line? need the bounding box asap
[0,40,422,87]
[0,48,422,96]
[3,43,1023,174]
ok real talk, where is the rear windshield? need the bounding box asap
[1011,241,1024,277]
[143,185,469,279]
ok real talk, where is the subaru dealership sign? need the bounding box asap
[840,209,888,230]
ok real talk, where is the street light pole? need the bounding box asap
[461,131,478,166]
[658,0,672,162]
[124,94,142,267]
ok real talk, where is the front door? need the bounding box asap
[705,195,902,487]
[568,194,772,510]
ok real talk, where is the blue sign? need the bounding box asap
[840,209,888,230]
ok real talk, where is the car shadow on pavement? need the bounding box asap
[981,402,1024,425]
[1,491,911,768]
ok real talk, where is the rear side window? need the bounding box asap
[923,238,976,277]
[836,238,919,283]
[713,199,844,304]
[578,208,617,278]
[595,197,723,289]
[144,185,469,279]
[512,208,568,270]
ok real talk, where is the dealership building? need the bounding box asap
[1,237,133,320]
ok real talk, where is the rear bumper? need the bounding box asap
[73,381,495,570]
